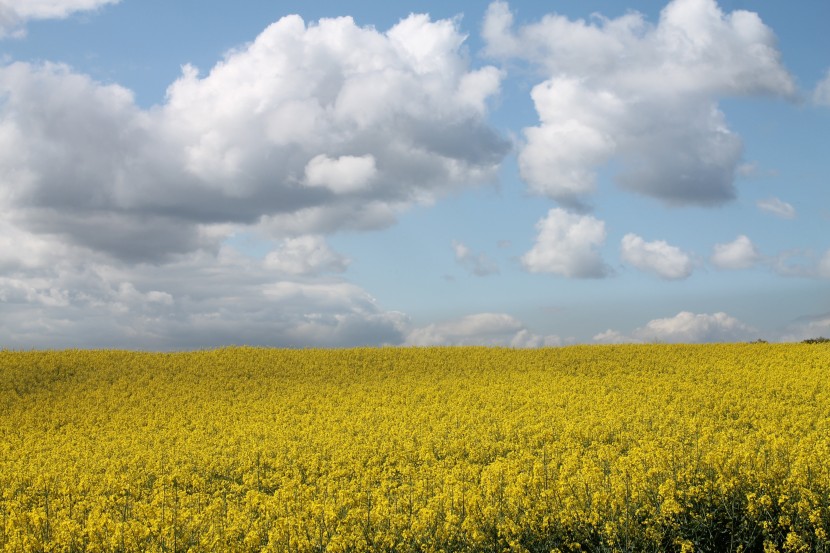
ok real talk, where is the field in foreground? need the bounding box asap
[1,345,829,553]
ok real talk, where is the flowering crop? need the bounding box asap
[1,344,829,552]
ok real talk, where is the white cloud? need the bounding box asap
[263,235,349,276]
[711,235,761,270]
[160,14,506,213]
[452,240,499,276]
[521,208,609,278]
[0,12,507,262]
[620,233,693,280]
[594,311,757,344]
[814,69,830,107]
[457,66,504,114]
[0,0,118,37]
[519,79,620,204]
[484,0,795,206]
[756,197,796,219]
[3,0,117,18]
[406,313,561,347]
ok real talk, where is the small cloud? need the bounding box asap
[737,162,778,179]
[814,69,830,107]
[736,162,758,178]
[711,235,761,270]
[0,0,119,38]
[521,208,610,278]
[452,240,499,276]
[620,233,693,280]
[757,197,796,219]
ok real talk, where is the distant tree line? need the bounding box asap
[747,337,828,344]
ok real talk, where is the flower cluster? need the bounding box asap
[1,344,828,552]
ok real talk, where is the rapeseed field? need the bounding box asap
[1,344,828,552]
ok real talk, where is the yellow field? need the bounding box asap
[1,344,829,552]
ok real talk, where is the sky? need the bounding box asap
[0,0,828,349]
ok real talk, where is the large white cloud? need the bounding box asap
[0,0,118,37]
[594,311,757,344]
[711,235,762,270]
[406,313,561,347]
[0,11,511,349]
[0,13,508,262]
[484,0,795,207]
[159,14,507,217]
[620,233,693,279]
[521,208,609,278]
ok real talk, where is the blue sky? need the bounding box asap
[0,0,828,349]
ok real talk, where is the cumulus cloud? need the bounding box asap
[711,235,761,269]
[620,233,693,279]
[452,240,499,276]
[521,208,609,278]
[0,0,118,37]
[0,13,507,262]
[756,197,796,219]
[594,311,757,344]
[484,0,795,207]
[0,11,513,349]
[406,313,561,347]
[814,69,830,106]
